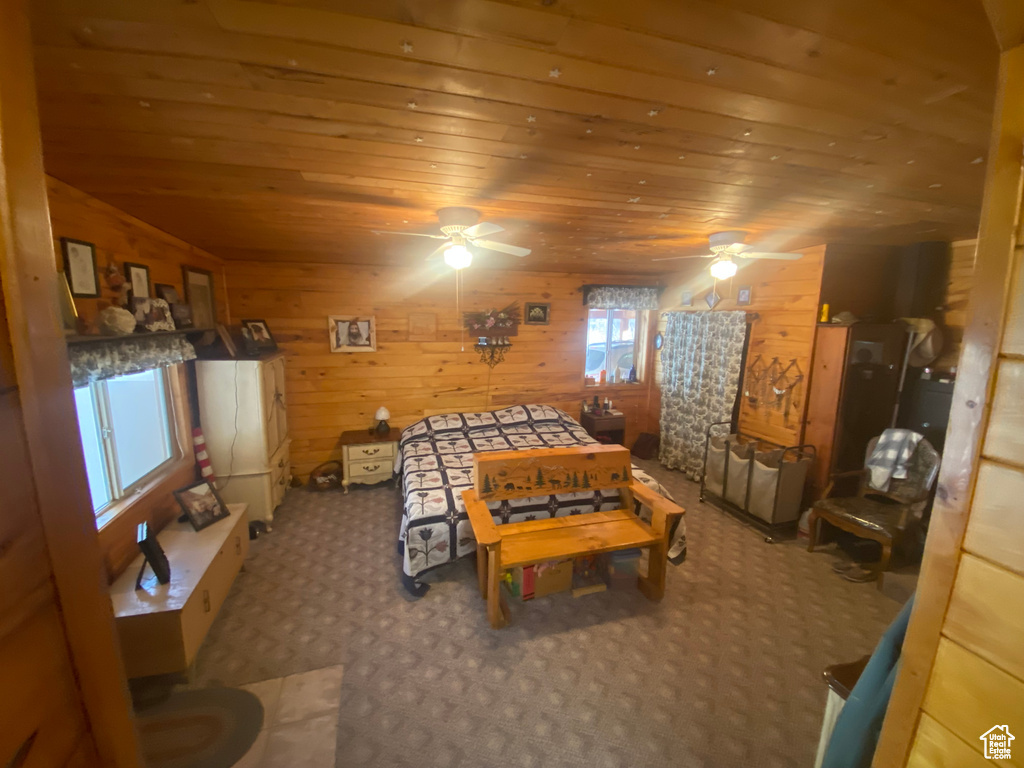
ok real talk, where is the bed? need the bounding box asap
[395,404,686,595]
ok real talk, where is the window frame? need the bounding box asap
[583,307,650,386]
[76,366,180,518]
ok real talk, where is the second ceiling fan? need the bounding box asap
[653,231,802,279]
[372,206,531,270]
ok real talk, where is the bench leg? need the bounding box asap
[807,510,819,552]
[638,542,667,601]
[476,544,487,599]
[486,545,507,629]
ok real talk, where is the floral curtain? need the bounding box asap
[69,335,196,388]
[659,311,746,479]
[583,284,661,310]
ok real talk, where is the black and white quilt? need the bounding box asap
[396,405,686,594]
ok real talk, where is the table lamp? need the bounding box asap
[373,406,391,435]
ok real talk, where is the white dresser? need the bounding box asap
[196,354,290,522]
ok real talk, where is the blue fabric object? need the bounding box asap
[822,595,915,768]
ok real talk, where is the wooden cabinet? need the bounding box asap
[580,411,626,445]
[196,354,290,522]
[108,505,249,679]
[804,324,908,498]
[340,429,399,492]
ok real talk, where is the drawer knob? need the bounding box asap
[365,447,380,455]
[363,464,380,472]
[235,536,241,555]
[279,459,284,467]
[203,590,211,613]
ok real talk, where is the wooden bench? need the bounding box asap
[462,444,685,628]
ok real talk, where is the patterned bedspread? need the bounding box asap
[396,405,685,592]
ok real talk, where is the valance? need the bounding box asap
[582,284,662,310]
[69,334,196,387]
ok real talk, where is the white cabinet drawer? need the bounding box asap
[346,459,391,479]
[345,442,395,461]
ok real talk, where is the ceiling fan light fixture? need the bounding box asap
[709,257,738,280]
[444,243,473,270]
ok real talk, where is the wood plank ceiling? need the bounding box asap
[29,0,999,273]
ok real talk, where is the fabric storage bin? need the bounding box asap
[704,434,729,497]
[724,440,754,509]
[748,451,812,524]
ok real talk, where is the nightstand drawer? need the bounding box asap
[347,459,391,478]
[346,442,395,461]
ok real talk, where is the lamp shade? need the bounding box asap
[375,406,391,421]
[443,244,473,270]
[709,257,738,280]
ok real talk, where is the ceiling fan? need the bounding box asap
[652,231,802,279]
[372,206,531,270]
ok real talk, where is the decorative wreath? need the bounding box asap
[308,460,343,491]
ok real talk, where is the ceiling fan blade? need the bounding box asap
[371,230,446,239]
[473,239,531,257]
[740,251,803,260]
[425,242,453,261]
[651,252,715,262]
[463,222,504,238]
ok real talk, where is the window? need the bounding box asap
[73,368,177,514]
[585,308,645,382]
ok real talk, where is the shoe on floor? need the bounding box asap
[831,559,858,574]
[841,565,879,583]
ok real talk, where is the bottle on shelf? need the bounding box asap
[599,368,607,384]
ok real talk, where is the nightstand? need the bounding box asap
[340,428,401,493]
[580,411,626,446]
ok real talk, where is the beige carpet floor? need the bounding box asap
[194,460,906,768]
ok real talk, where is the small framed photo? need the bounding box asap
[705,290,722,309]
[681,290,693,307]
[124,262,151,300]
[171,303,193,329]
[131,297,175,332]
[524,302,551,325]
[61,238,100,298]
[173,480,230,531]
[182,266,216,329]
[328,315,376,352]
[155,283,180,305]
[241,319,278,355]
[136,522,171,588]
[737,286,752,306]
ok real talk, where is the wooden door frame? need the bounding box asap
[872,37,1024,768]
[0,1,141,765]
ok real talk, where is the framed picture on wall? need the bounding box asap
[155,283,179,304]
[124,262,151,300]
[240,319,278,355]
[524,302,551,325]
[737,286,752,306]
[328,315,376,352]
[681,290,693,307]
[61,238,100,298]
[182,266,216,329]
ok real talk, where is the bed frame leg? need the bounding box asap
[486,544,507,629]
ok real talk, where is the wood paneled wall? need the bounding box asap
[875,42,1024,768]
[655,246,826,447]
[46,178,228,580]
[224,261,658,479]
[1,2,139,763]
[934,238,978,371]
[47,175,228,330]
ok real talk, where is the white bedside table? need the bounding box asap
[340,428,400,493]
